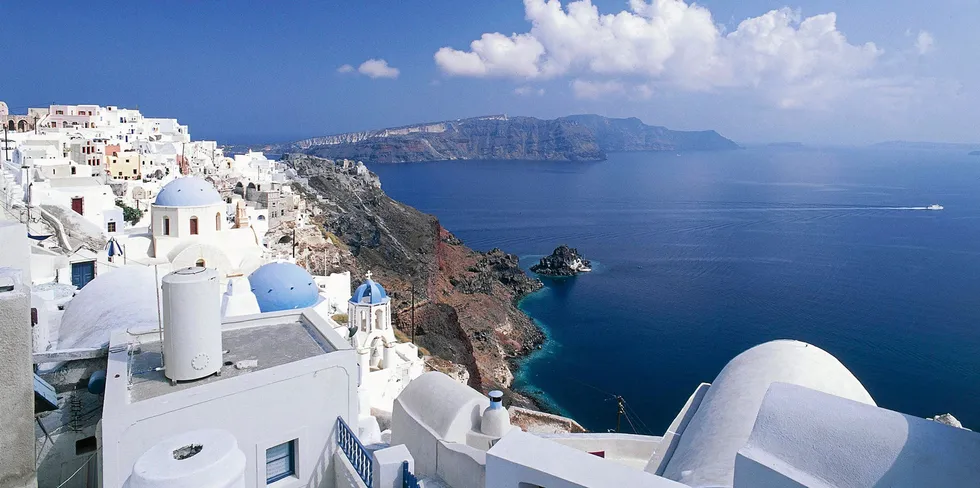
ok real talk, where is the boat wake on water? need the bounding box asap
[661,205,941,212]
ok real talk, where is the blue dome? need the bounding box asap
[351,277,388,305]
[154,177,222,207]
[248,262,320,313]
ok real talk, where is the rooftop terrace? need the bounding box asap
[113,310,346,403]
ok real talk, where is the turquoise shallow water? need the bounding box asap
[368,147,980,433]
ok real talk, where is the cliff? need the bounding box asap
[559,114,739,152]
[245,114,737,163]
[279,154,544,405]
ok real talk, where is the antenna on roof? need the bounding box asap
[154,265,165,369]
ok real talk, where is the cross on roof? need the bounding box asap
[365,270,373,281]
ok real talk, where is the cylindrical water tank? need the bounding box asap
[126,429,246,488]
[162,267,222,381]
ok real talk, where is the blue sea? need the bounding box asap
[367,147,980,434]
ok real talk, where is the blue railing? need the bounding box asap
[402,461,420,488]
[337,417,373,487]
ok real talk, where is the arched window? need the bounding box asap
[375,309,385,330]
[70,166,76,175]
[195,259,206,267]
[163,217,171,235]
[215,212,222,231]
[189,217,199,235]
[17,120,26,131]
[7,120,14,131]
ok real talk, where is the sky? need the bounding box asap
[2,1,977,145]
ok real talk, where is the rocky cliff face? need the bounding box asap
[304,116,603,163]
[244,114,737,163]
[559,114,740,152]
[282,153,544,405]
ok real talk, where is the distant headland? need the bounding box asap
[228,114,739,163]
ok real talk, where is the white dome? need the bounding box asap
[155,177,222,207]
[659,340,874,488]
[58,266,159,350]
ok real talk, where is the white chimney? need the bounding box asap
[220,277,260,318]
[162,267,222,382]
[480,390,511,437]
[126,429,246,488]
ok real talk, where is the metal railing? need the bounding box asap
[337,417,373,487]
[402,461,420,488]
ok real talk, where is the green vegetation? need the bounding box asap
[324,231,348,252]
[115,200,144,226]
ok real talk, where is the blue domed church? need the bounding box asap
[345,271,425,421]
[348,270,392,337]
[137,176,266,277]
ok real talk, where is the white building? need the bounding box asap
[30,177,122,233]
[345,272,424,423]
[13,244,980,488]
[114,176,266,276]
[314,270,352,314]
[99,266,359,488]
[378,340,980,488]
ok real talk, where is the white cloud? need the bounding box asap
[357,59,400,79]
[915,30,935,55]
[338,60,401,79]
[571,80,652,100]
[435,0,884,108]
[514,85,546,96]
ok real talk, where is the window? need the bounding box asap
[265,441,296,484]
[163,217,170,235]
[189,217,199,235]
[195,259,206,267]
[107,221,116,233]
[215,212,222,231]
[75,436,98,455]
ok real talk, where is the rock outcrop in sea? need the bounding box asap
[530,245,592,276]
[929,413,971,430]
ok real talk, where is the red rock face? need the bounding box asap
[285,154,546,408]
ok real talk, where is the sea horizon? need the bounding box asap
[369,145,980,433]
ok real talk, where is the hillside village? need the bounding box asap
[2,101,979,488]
